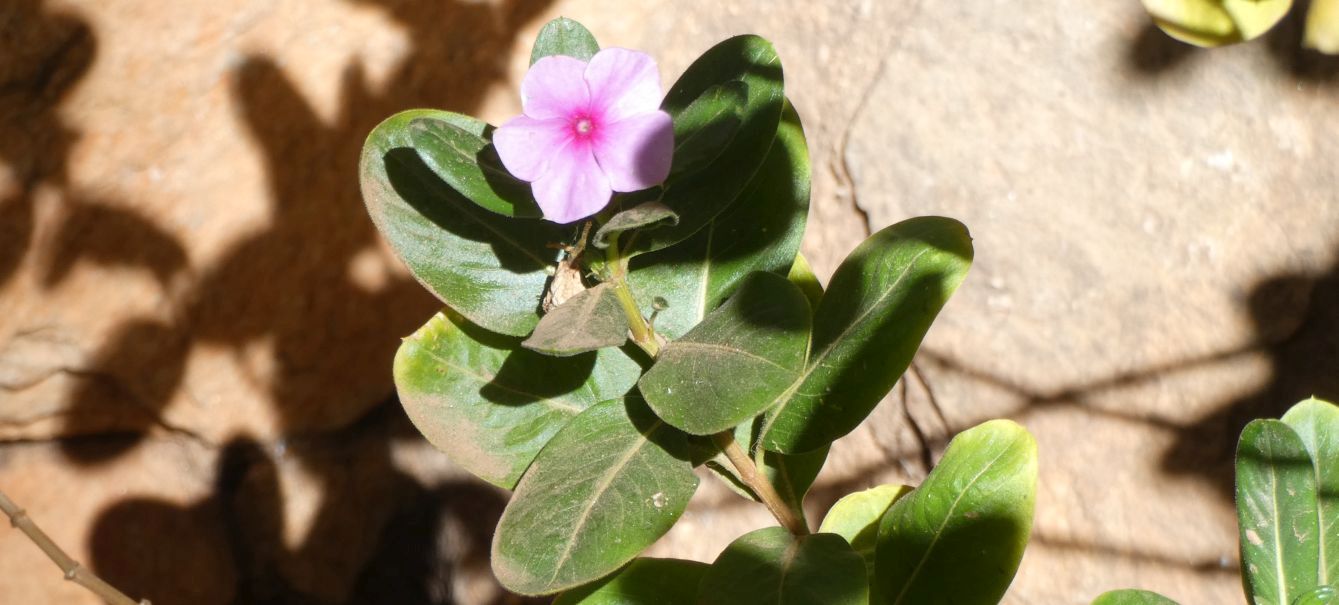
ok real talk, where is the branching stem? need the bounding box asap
[712,432,810,536]
[0,488,149,605]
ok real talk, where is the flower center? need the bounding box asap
[575,117,594,135]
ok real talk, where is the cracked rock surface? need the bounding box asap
[3,0,1339,603]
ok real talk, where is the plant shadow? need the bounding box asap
[2,0,568,602]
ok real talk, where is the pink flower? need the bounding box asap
[493,48,674,224]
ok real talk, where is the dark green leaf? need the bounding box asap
[787,253,824,311]
[361,109,565,337]
[408,117,542,218]
[873,420,1036,605]
[1294,585,1339,605]
[554,558,708,605]
[1090,589,1181,605]
[524,283,629,356]
[530,17,599,64]
[394,311,641,489]
[622,35,785,257]
[669,81,747,178]
[593,201,679,249]
[492,397,699,595]
[628,101,810,341]
[819,484,911,569]
[761,216,973,453]
[697,527,868,605]
[639,272,810,435]
[1237,419,1320,605]
[1281,397,1339,586]
[766,444,828,524]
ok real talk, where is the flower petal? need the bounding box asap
[531,143,612,224]
[585,48,663,123]
[522,55,591,120]
[493,115,573,182]
[593,110,673,192]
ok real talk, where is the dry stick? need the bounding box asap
[0,488,149,605]
[712,432,810,536]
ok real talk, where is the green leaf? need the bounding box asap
[697,527,868,605]
[523,283,630,356]
[1282,398,1339,586]
[492,396,700,596]
[1294,585,1339,605]
[628,101,810,341]
[593,201,679,249]
[873,419,1037,605]
[407,117,542,218]
[819,484,911,568]
[766,444,828,524]
[622,35,785,257]
[553,558,708,605]
[530,17,600,64]
[788,252,824,311]
[639,272,810,435]
[761,216,973,454]
[1237,419,1320,605]
[1141,0,1291,47]
[361,109,565,337]
[669,81,747,178]
[394,311,640,489]
[1091,589,1181,605]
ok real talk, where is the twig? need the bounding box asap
[712,432,810,536]
[0,488,149,605]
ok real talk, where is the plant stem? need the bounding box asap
[0,488,149,605]
[604,236,660,358]
[712,432,810,536]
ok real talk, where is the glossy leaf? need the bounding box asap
[394,311,640,488]
[622,35,785,256]
[554,558,708,605]
[788,252,824,311]
[639,272,810,435]
[1091,589,1181,605]
[492,397,699,596]
[524,283,630,356]
[1295,585,1339,605]
[1282,398,1339,586]
[669,81,747,178]
[593,201,679,249]
[408,117,542,218]
[819,484,911,568]
[361,109,565,337]
[697,527,868,605]
[873,419,1037,605]
[1237,419,1320,605]
[530,17,600,64]
[762,216,973,454]
[1141,0,1291,47]
[628,102,810,341]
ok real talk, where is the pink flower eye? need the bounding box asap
[492,48,675,224]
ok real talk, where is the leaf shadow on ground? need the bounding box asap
[1,0,565,603]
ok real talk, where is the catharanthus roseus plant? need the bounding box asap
[1093,397,1339,605]
[360,17,1038,604]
